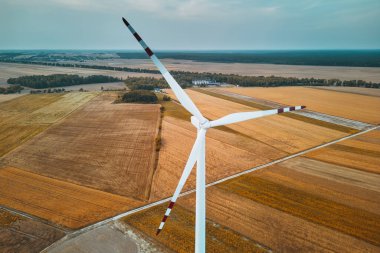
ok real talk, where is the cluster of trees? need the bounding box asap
[30,88,65,94]
[7,74,121,89]
[124,77,167,90]
[120,90,158,104]
[0,85,23,94]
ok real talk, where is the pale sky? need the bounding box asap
[0,0,379,50]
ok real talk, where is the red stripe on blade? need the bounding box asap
[162,215,168,222]
[156,229,161,236]
[133,32,142,41]
[289,106,295,111]
[301,106,306,109]
[277,108,284,113]
[145,47,154,57]
[168,201,175,209]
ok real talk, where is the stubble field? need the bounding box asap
[2,94,161,200]
[0,167,144,229]
[0,92,96,157]
[123,129,380,252]
[166,89,347,153]
[222,87,380,124]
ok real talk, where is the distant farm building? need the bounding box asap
[192,79,221,86]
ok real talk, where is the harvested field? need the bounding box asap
[196,88,360,133]
[216,176,380,246]
[123,203,269,253]
[3,94,161,199]
[167,89,347,153]
[0,167,144,229]
[222,87,380,124]
[256,158,380,214]
[0,208,65,253]
[314,86,380,97]
[0,62,159,84]
[306,129,380,174]
[179,187,379,253]
[84,58,380,82]
[0,92,96,157]
[150,116,286,200]
[0,93,25,103]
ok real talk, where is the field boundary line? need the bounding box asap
[40,125,379,253]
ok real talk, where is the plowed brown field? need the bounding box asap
[0,92,96,157]
[0,167,144,229]
[0,208,65,253]
[3,94,161,199]
[221,87,380,124]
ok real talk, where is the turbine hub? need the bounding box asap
[191,116,210,129]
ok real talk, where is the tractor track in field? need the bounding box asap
[37,124,379,253]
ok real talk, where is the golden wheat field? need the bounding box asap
[150,116,286,200]
[125,129,380,253]
[166,89,348,153]
[306,129,380,174]
[0,92,96,157]
[123,203,269,253]
[2,94,161,199]
[0,167,144,229]
[222,87,380,124]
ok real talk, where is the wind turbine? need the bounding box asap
[122,17,306,253]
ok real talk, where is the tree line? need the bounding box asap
[0,85,23,94]
[124,73,380,89]
[7,74,121,89]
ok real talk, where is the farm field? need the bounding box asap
[2,94,161,199]
[221,87,380,124]
[0,93,25,103]
[0,167,144,229]
[123,203,269,253]
[150,116,286,200]
[0,208,65,253]
[305,129,380,174]
[0,62,159,85]
[58,81,127,91]
[314,86,380,97]
[166,89,347,153]
[123,129,380,253]
[0,92,96,157]
[83,58,380,82]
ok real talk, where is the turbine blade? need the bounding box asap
[156,129,206,235]
[122,17,206,122]
[209,106,306,127]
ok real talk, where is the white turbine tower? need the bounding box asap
[122,17,306,253]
